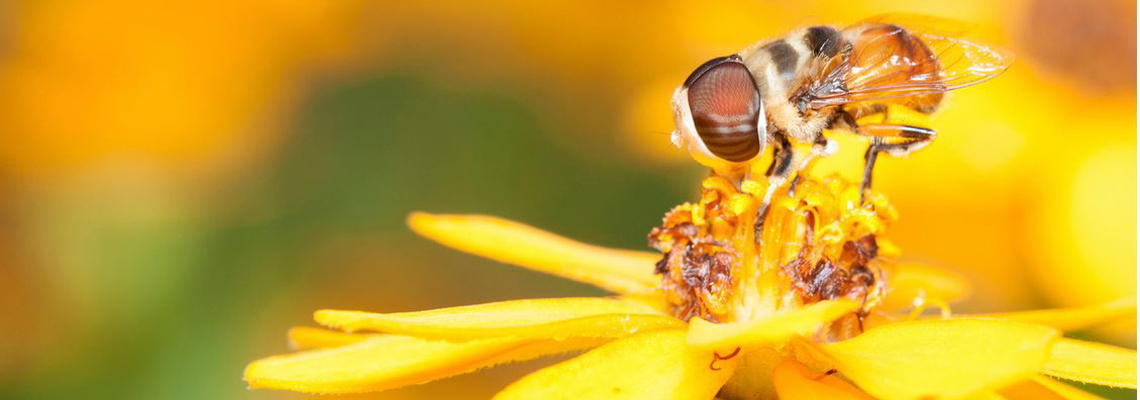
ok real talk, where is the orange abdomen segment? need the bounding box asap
[846,24,944,113]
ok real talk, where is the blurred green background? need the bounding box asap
[0,0,1133,399]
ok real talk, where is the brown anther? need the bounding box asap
[709,346,742,371]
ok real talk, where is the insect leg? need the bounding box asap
[764,131,794,177]
[788,174,803,197]
[755,132,794,245]
[788,133,835,197]
[856,123,936,203]
[861,140,881,203]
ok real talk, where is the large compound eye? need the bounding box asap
[684,56,763,162]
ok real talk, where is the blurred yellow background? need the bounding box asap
[0,0,1133,399]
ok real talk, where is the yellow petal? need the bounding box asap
[966,392,1010,400]
[818,318,1059,400]
[619,293,673,314]
[1001,375,1108,400]
[315,297,684,340]
[969,297,1136,332]
[288,326,371,350]
[1043,338,1136,389]
[716,346,785,400]
[1031,377,1106,400]
[493,329,734,400]
[687,300,858,350]
[408,212,660,295]
[772,359,875,400]
[881,262,971,310]
[246,334,603,394]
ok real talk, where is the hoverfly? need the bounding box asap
[670,14,1013,241]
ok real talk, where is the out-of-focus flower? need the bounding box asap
[1015,0,1136,94]
[1026,129,1137,345]
[244,174,1135,399]
[0,0,376,186]
[0,0,382,381]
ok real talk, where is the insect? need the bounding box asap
[670,14,1013,242]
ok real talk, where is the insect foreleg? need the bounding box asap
[753,132,794,245]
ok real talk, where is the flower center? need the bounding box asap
[649,174,898,339]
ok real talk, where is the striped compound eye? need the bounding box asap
[682,56,764,162]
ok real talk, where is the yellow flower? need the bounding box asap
[244,174,1135,399]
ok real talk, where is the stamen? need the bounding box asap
[857,286,873,332]
[907,296,953,320]
[709,346,742,371]
[651,175,895,325]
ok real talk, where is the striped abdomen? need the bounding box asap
[843,23,945,114]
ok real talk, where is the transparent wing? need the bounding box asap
[806,14,1014,108]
